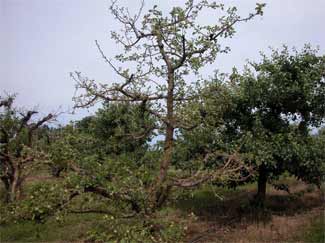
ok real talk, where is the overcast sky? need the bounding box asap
[1,0,325,123]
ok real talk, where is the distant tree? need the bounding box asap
[72,0,265,209]
[290,127,325,187]
[48,102,156,177]
[0,95,55,202]
[76,102,156,157]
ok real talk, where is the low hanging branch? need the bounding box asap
[67,160,142,214]
[171,151,254,188]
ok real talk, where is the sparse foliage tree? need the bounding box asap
[72,0,265,209]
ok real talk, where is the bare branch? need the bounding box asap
[29,113,54,132]
[173,35,187,70]
[95,40,128,79]
[17,111,38,134]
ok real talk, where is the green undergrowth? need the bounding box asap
[0,183,249,242]
[0,178,321,242]
[0,213,102,242]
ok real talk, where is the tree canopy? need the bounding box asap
[175,45,325,203]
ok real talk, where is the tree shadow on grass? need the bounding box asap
[174,185,323,227]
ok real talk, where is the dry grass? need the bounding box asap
[182,180,324,243]
[224,207,323,243]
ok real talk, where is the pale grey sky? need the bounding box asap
[1,0,325,122]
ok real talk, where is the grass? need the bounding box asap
[173,184,251,213]
[301,215,325,243]
[0,213,103,242]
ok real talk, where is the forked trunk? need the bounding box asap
[2,168,23,203]
[1,178,21,203]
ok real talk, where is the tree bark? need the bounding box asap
[1,166,24,203]
[255,164,267,206]
[9,169,20,202]
[157,124,174,187]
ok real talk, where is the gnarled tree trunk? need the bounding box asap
[1,167,23,203]
[151,64,175,210]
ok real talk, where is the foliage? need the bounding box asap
[0,181,69,224]
[231,45,325,187]
[76,102,156,156]
[86,215,184,243]
[290,128,325,186]
[47,102,156,177]
[233,45,325,133]
[173,74,237,169]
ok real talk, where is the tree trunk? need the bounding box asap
[0,165,21,203]
[10,172,19,202]
[1,178,19,203]
[152,125,174,209]
[157,124,174,187]
[151,68,175,210]
[298,111,310,136]
[6,167,23,202]
[255,164,267,206]
[1,177,11,203]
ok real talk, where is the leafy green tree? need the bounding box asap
[173,74,254,187]
[76,102,156,157]
[174,46,325,205]
[43,102,159,221]
[0,95,55,202]
[173,75,233,165]
[72,0,265,209]
[228,45,325,203]
[48,102,156,177]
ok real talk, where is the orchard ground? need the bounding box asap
[0,171,324,243]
